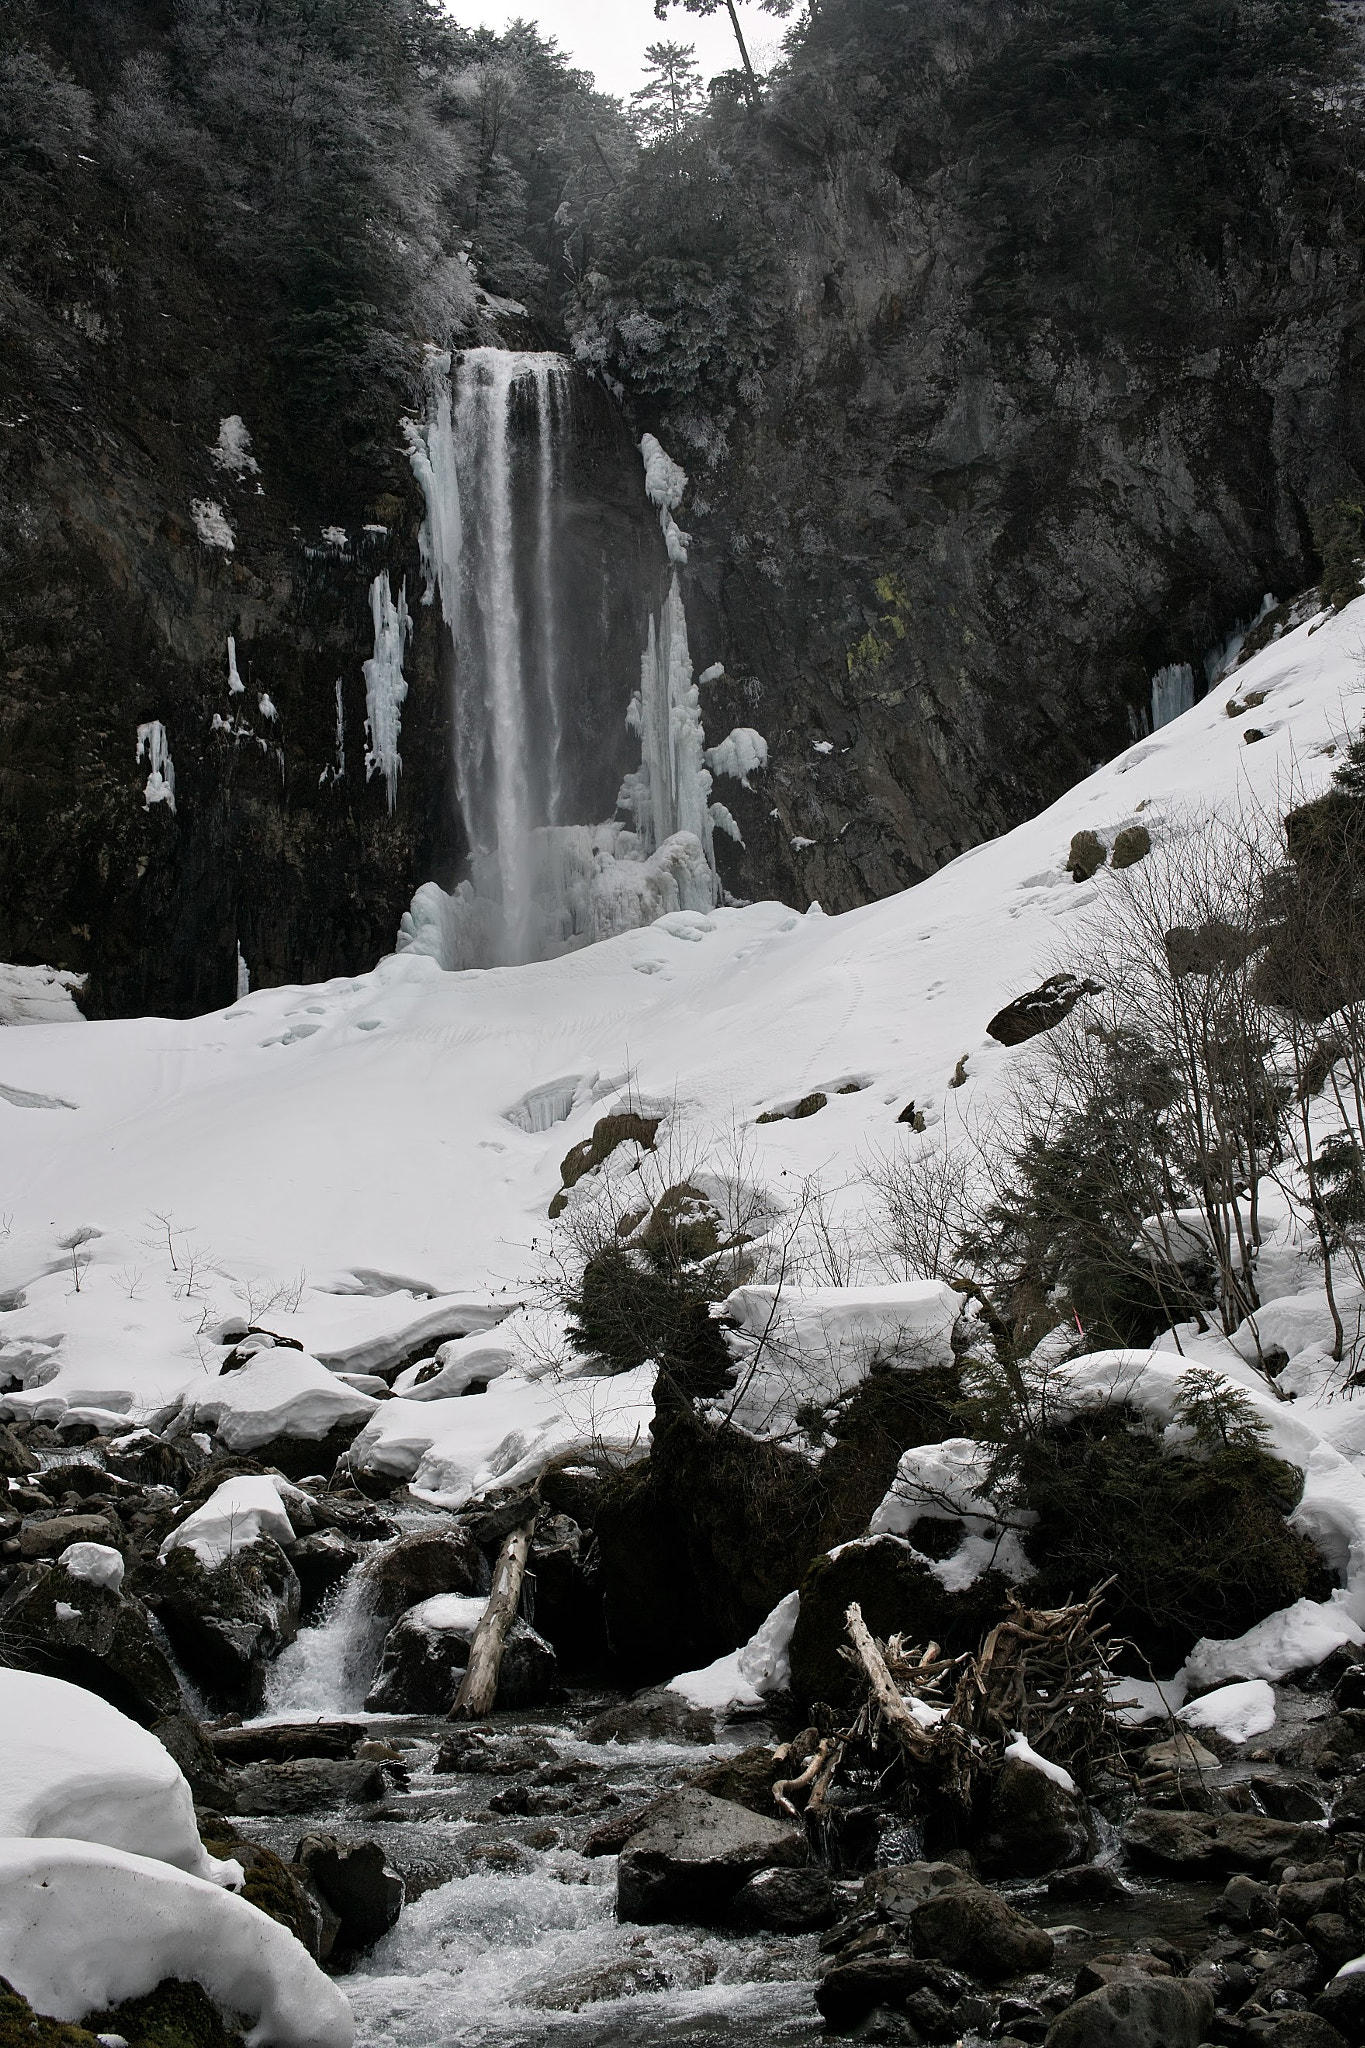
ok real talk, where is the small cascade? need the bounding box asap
[400,354,767,970]
[264,1562,388,1717]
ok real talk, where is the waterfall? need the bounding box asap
[400,360,767,970]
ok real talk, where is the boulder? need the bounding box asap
[144,1537,300,1713]
[18,1512,117,1560]
[152,1712,235,1807]
[1219,1873,1278,1930]
[1044,1978,1214,2048]
[689,1744,787,1816]
[0,1423,38,1478]
[909,1880,1055,1981]
[0,1560,183,1725]
[976,1756,1093,1877]
[1262,2018,1351,2048]
[1215,1814,1329,1870]
[228,1758,388,1816]
[1334,1782,1365,1833]
[789,1537,1009,1708]
[584,1687,715,1745]
[1047,1865,1128,1905]
[1066,831,1107,882]
[285,1530,362,1618]
[986,973,1103,1047]
[197,1826,327,1959]
[615,1787,806,1924]
[358,1527,487,1618]
[1122,1807,1323,1873]
[103,1430,196,1490]
[1120,1808,1217,1871]
[816,1955,970,2034]
[731,1866,840,1931]
[1316,1972,1365,2045]
[364,1597,557,1714]
[294,1834,404,1958]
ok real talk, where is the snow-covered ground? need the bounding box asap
[3,595,1357,1445]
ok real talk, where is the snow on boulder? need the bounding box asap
[1179,1679,1277,1745]
[0,1670,236,1885]
[713,1281,959,1445]
[871,1436,1036,1591]
[58,1542,125,1593]
[0,1837,351,2048]
[390,1331,518,1401]
[180,1349,378,1454]
[348,1362,655,1509]
[668,1590,800,1712]
[160,1474,295,1567]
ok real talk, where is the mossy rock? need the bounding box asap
[637,1182,724,1262]
[197,1832,323,1957]
[0,1980,244,2048]
[549,1111,660,1216]
[1066,830,1107,881]
[1111,824,1151,869]
[1020,1410,1335,1671]
[757,1092,827,1124]
[788,1537,1012,1708]
[815,1365,961,1549]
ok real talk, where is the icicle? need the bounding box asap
[136,721,176,814]
[226,635,244,696]
[236,946,250,999]
[362,573,410,813]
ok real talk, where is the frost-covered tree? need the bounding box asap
[630,41,704,144]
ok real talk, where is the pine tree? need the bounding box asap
[630,41,704,145]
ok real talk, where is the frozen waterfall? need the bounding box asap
[399,348,766,970]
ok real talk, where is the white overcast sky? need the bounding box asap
[446,0,784,101]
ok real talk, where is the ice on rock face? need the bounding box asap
[362,571,410,813]
[211,415,259,477]
[706,727,768,788]
[136,721,176,814]
[1151,661,1196,729]
[190,498,235,551]
[226,635,245,695]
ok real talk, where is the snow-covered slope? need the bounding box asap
[0,596,1359,1434]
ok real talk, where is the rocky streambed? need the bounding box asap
[8,1405,1365,2048]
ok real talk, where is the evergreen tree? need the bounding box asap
[630,40,704,144]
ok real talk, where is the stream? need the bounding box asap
[222,1541,1239,2048]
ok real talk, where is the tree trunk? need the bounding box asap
[844,1601,936,1761]
[449,1518,535,1720]
[723,0,760,103]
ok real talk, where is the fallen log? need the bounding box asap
[448,1515,535,1720]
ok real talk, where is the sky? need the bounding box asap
[446,0,785,101]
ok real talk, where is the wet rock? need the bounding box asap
[1074,1957,1172,1996]
[18,1512,117,1560]
[1254,1942,1328,2007]
[987,973,1103,1047]
[1334,1669,1365,1714]
[1143,1732,1219,1772]
[584,1687,716,1745]
[1123,1808,1326,1874]
[294,1834,404,1959]
[1044,1977,1214,2048]
[615,1786,806,1924]
[731,1865,840,1931]
[365,1601,558,1714]
[1220,1873,1278,1930]
[433,1728,556,1776]
[209,1720,367,1765]
[1290,1715,1365,1776]
[816,1955,969,2034]
[1309,1917,1363,1973]
[285,1530,363,1617]
[1281,1879,1349,1927]
[525,1513,604,1671]
[909,1878,1055,1980]
[0,1558,183,1724]
[1333,1782,1365,1833]
[197,1827,327,1959]
[145,1538,300,1712]
[1315,1972,1365,2044]
[977,1755,1093,1877]
[103,1429,195,1490]
[228,1758,388,1816]
[1048,1864,1128,1905]
[1256,1777,1330,1824]
[152,1711,235,1807]
[1261,2017,1352,2048]
[689,1744,786,1816]
[358,1526,487,1616]
[0,1423,38,1477]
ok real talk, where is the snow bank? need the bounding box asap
[1179,1679,1277,1744]
[0,963,85,1027]
[715,1280,959,1446]
[666,1590,800,1712]
[0,1671,235,1885]
[180,1349,377,1453]
[58,1542,124,1593]
[160,1474,296,1567]
[348,1364,655,1508]
[0,1838,351,2048]
[1182,1593,1365,1692]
